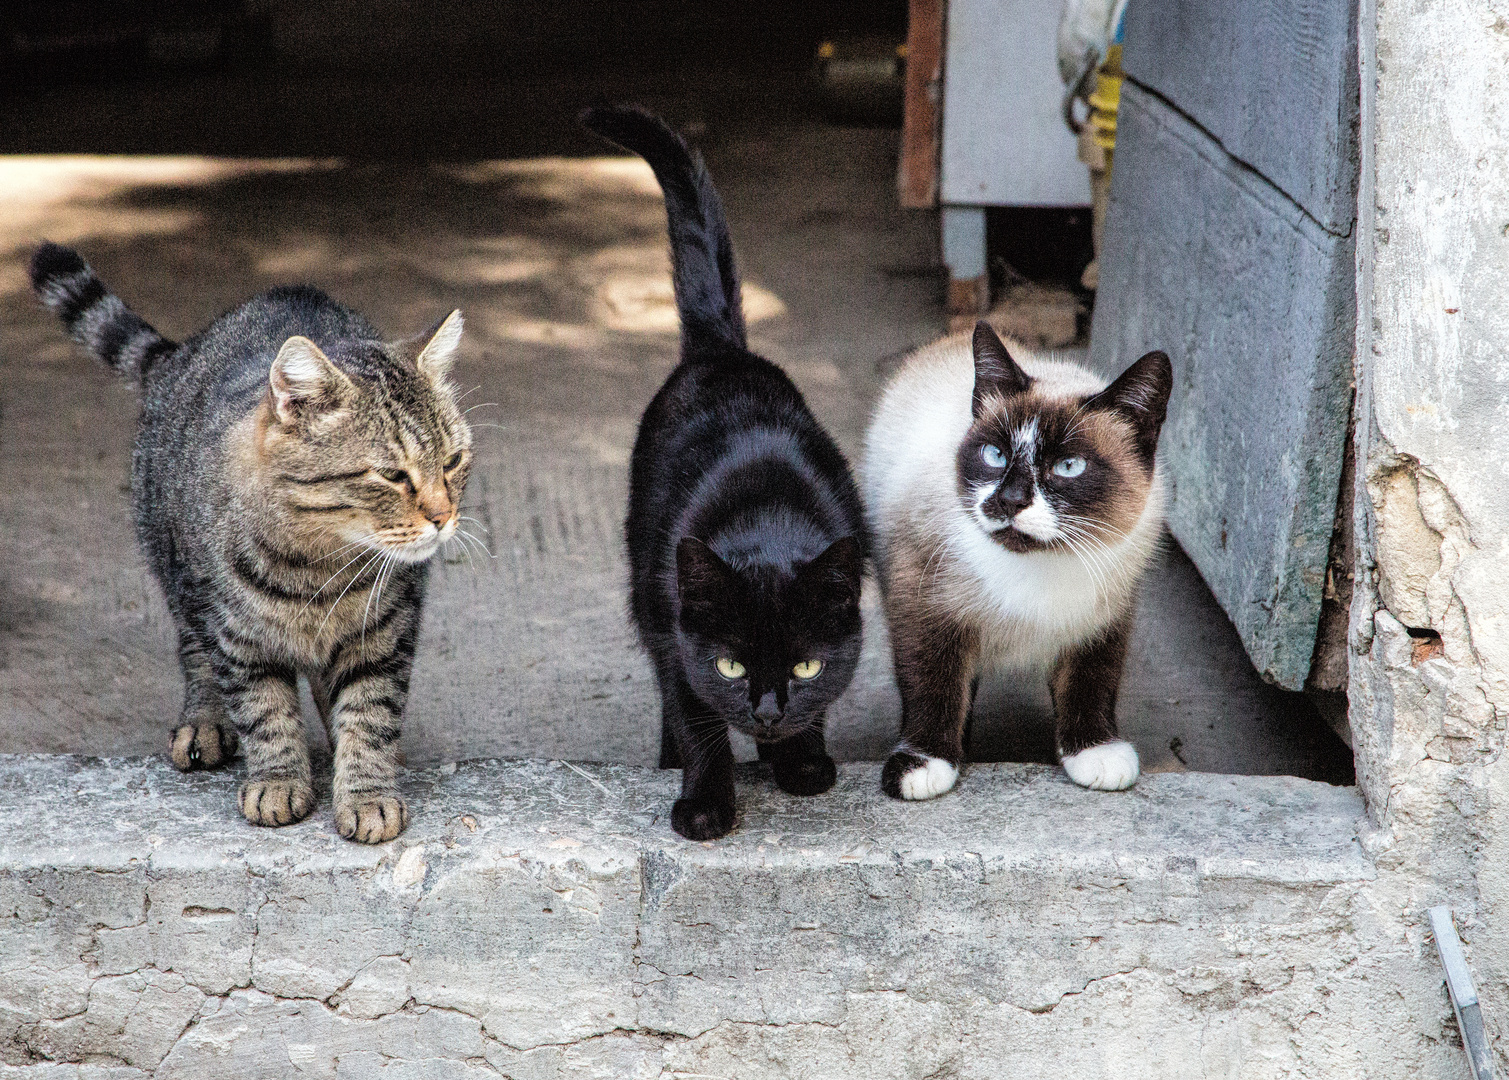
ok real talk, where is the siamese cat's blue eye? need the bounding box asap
[981,444,1008,468]
[1052,456,1087,479]
[715,657,746,680]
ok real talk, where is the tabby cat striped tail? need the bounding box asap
[30,242,174,379]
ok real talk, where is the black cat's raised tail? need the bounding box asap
[580,104,746,352]
[30,242,175,380]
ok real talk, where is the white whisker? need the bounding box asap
[315,549,385,638]
[297,543,380,620]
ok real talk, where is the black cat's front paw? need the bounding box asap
[772,753,837,797]
[671,796,736,840]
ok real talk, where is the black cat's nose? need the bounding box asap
[753,691,782,726]
[993,475,1034,516]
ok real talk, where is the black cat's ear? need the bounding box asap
[676,537,741,629]
[971,321,1032,416]
[269,336,354,424]
[796,536,864,610]
[1085,350,1173,464]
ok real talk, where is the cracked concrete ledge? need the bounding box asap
[0,756,1461,1078]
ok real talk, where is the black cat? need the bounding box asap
[582,105,869,841]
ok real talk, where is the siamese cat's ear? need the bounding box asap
[269,336,354,424]
[676,537,741,628]
[411,309,464,380]
[1085,350,1174,463]
[796,536,864,609]
[971,321,1032,416]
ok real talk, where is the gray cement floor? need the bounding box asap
[0,71,1353,783]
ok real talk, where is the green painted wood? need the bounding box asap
[1089,81,1355,690]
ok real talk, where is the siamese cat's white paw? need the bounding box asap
[899,755,959,800]
[1061,740,1140,791]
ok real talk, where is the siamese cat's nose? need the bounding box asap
[994,477,1034,516]
[753,691,782,725]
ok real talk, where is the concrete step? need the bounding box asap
[0,755,1454,1078]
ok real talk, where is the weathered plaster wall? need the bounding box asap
[1350,0,1509,1067]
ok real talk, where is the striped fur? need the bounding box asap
[31,242,174,378]
[32,243,472,843]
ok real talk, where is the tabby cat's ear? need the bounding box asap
[795,536,864,609]
[676,537,741,629]
[269,336,353,424]
[1084,350,1173,464]
[413,309,464,381]
[971,321,1032,416]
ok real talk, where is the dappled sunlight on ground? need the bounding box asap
[0,153,791,347]
[437,156,666,201]
[0,156,340,297]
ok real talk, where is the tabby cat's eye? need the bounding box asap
[715,657,746,680]
[377,467,410,486]
[792,659,823,680]
[444,451,463,471]
[1052,456,1087,479]
[981,443,1008,469]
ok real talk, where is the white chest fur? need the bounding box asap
[943,504,1150,670]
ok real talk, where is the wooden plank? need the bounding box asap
[1123,0,1358,234]
[1089,83,1355,690]
[898,0,944,208]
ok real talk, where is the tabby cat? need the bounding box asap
[864,321,1171,800]
[31,243,471,843]
[582,105,869,841]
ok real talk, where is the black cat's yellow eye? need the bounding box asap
[444,451,463,471]
[377,467,410,486]
[715,657,746,680]
[792,659,823,680]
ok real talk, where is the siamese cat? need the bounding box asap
[864,321,1171,799]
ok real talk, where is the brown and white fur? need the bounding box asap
[863,322,1172,799]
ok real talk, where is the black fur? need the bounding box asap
[970,322,1031,415]
[581,104,746,352]
[584,105,869,841]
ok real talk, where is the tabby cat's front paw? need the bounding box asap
[772,753,837,797]
[238,778,315,826]
[335,796,409,844]
[169,723,238,772]
[881,750,959,801]
[671,796,736,840]
[1061,740,1140,791]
